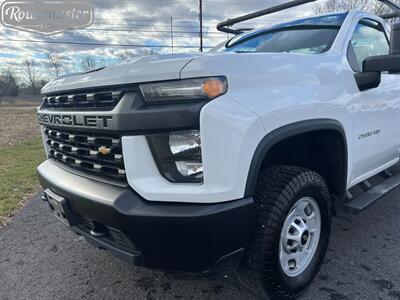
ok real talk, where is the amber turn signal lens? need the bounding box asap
[202,79,226,99]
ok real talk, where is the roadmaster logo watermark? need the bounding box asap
[38,113,112,128]
[1,0,94,35]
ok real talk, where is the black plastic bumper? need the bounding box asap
[37,160,255,273]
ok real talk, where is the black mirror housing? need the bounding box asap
[391,23,400,54]
[354,72,381,91]
[363,54,400,73]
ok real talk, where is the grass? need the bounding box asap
[0,95,42,107]
[0,137,44,226]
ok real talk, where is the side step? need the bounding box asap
[344,172,400,212]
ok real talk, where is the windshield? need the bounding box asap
[214,13,347,54]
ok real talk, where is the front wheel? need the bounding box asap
[245,166,332,299]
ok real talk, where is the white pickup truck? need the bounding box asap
[37,4,400,300]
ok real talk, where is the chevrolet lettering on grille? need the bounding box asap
[38,113,113,128]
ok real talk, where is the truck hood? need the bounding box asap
[42,53,198,94]
[180,51,345,92]
[42,51,343,97]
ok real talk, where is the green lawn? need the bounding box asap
[0,138,44,225]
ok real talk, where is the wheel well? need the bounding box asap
[260,130,346,198]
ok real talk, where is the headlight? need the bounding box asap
[147,130,203,183]
[139,77,227,104]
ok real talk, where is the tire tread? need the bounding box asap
[245,165,332,300]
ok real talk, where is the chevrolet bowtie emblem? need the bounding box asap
[98,146,111,155]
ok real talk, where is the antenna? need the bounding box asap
[217,0,317,35]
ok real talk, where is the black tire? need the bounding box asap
[243,165,332,300]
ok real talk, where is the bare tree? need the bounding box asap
[22,58,41,95]
[80,55,98,72]
[139,47,161,56]
[0,77,6,104]
[37,79,49,91]
[115,50,136,62]
[313,0,399,16]
[374,0,400,17]
[47,52,64,79]
[1,67,19,96]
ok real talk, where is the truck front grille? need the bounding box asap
[44,127,126,181]
[42,88,125,111]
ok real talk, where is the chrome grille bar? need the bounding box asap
[43,89,125,110]
[44,127,126,181]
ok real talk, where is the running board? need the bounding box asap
[344,172,400,212]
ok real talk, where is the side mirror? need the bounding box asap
[363,23,400,73]
[356,23,400,91]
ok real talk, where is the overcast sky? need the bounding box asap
[0,0,319,81]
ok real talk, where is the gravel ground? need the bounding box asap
[1,191,400,300]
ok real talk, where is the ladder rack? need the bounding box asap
[216,0,317,34]
[216,0,400,35]
[378,0,400,19]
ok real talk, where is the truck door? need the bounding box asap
[347,18,400,184]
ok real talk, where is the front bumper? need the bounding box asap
[37,159,255,273]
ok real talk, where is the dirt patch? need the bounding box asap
[0,108,41,147]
